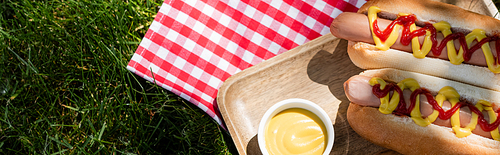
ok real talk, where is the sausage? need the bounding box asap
[344,75,494,139]
[330,12,497,67]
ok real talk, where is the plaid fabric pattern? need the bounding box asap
[127,0,366,127]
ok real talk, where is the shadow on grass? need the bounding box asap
[131,73,239,154]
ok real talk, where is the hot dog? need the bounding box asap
[330,0,500,91]
[345,68,500,154]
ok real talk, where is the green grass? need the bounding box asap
[0,0,236,154]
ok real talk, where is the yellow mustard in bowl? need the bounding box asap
[264,108,327,155]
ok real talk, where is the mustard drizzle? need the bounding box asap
[367,6,500,73]
[369,77,500,140]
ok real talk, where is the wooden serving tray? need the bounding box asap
[217,1,499,154]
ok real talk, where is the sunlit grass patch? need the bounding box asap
[0,0,235,154]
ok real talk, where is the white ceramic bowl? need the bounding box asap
[257,98,334,155]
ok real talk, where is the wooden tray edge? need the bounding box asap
[217,33,337,154]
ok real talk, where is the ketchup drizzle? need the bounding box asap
[372,15,500,63]
[373,83,500,132]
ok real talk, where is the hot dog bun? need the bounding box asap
[348,103,500,154]
[347,41,500,92]
[346,68,500,154]
[341,0,500,91]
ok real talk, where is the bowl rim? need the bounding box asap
[257,98,334,155]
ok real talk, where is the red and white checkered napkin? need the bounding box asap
[127,0,366,127]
